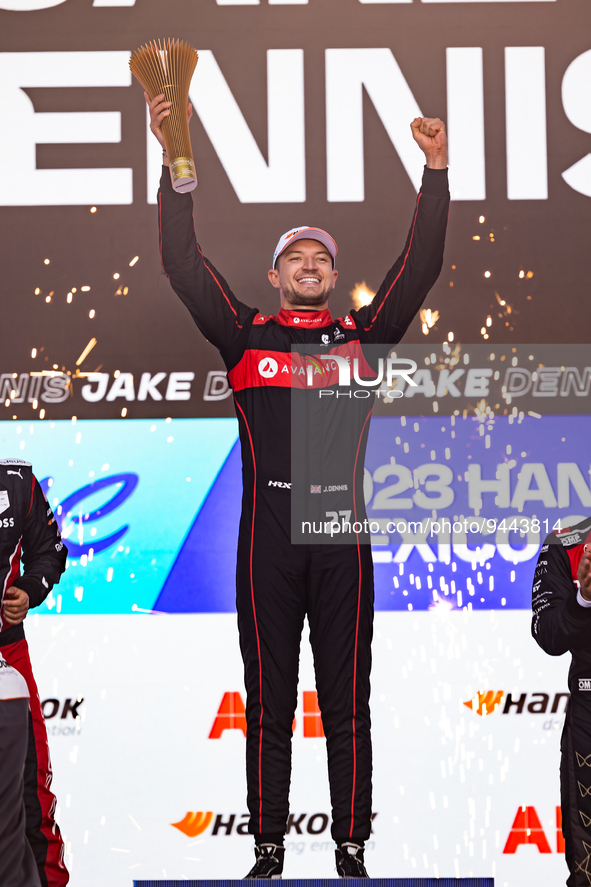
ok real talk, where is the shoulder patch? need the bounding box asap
[554,516,591,548]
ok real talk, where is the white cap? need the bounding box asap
[272,226,338,269]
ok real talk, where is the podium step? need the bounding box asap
[133,879,494,887]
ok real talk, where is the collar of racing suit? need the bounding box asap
[276,308,333,328]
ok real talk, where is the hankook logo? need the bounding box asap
[258,358,279,378]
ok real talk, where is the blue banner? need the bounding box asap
[1,414,589,614]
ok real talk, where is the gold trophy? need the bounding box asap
[130,38,199,193]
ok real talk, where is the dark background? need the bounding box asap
[1,0,590,419]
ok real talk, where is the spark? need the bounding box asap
[45,296,51,303]
[472,236,480,241]
[113,273,120,280]
[67,293,72,303]
[76,338,97,366]
[420,309,439,335]
[35,287,41,295]
[479,215,485,223]
[123,286,129,295]
[44,258,50,264]
[129,256,139,267]
[31,348,37,358]
[519,270,524,279]
[474,399,495,422]
[484,271,491,278]
[39,409,45,419]
[89,310,95,319]
[528,411,542,419]
[526,271,534,278]
[429,599,454,613]
[81,286,90,292]
[121,407,127,417]
[448,332,454,342]
[350,281,375,310]
[90,207,97,213]
[486,315,492,327]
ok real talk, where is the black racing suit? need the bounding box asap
[159,164,449,843]
[532,516,591,886]
[0,459,69,886]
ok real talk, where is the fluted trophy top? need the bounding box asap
[129,39,198,100]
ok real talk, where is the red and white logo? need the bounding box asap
[258,357,279,378]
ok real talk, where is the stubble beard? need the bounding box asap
[281,281,333,309]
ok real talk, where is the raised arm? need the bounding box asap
[149,94,256,356]
[353,117,449,344]
[531,533,591,656]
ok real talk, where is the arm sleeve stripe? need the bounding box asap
[197,243,242,329]
[363,192,422,332]
[26,476,35,520]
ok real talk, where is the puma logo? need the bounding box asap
[7,470,23,479]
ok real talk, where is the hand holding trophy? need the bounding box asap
[130,38,199,193]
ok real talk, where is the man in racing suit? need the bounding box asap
[150,93,449,877]
[0,459,69,887]
[532,516,591,886]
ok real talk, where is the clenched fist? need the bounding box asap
[2,586,29,626]
[410,117,448,170]
[145,92,193,167]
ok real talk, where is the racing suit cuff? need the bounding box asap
[577,589,591,608]
[420,166,449,197]
[565,590,591,628]
[15,576,47,610]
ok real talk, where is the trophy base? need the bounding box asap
[170,156,198,193]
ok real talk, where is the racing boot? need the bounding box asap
[335,842,369,878]
[243,843,284,879]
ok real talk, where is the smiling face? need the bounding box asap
[268,239,338,310]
